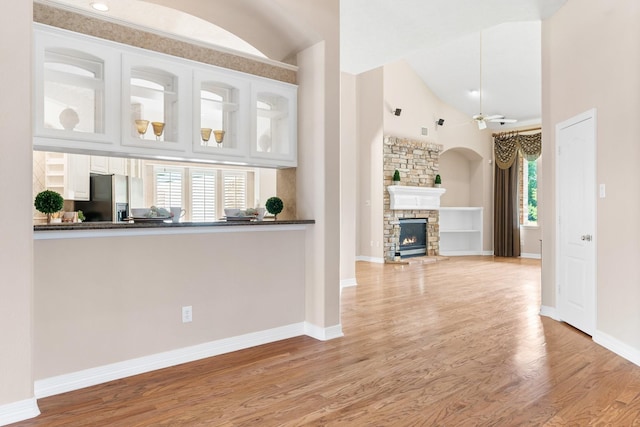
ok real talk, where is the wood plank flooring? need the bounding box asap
[10,256,640,426]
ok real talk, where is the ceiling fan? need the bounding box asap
[472,32,517,130]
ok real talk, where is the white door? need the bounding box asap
[556,109,596,335]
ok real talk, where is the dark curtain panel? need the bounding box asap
[494,162,521,257]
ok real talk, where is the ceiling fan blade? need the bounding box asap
[484,115,504,121]
[489,118,518,124]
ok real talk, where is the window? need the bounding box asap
[154,167,183,209]
[521,156,538,226]
[191,169,216,222]
[152,165,251,221]
[223,171,247,210]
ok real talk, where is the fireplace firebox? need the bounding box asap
[398,218,427,258]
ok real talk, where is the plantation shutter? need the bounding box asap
[191,170,216,222]
[223,171,247,209]
[155,168,183,209]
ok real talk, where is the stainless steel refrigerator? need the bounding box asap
[76,174,143,222]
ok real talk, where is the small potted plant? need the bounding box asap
[77,210,85,223]
[265,196,284,220]
[393,169,401,185]
[434,174,442,188]
[34,190,64,223]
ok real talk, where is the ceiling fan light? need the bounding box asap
[477,120,487,130]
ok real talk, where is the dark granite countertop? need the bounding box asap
[35,219,315,232]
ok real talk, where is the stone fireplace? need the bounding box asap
[399,218,427,258]
[383,136,443,261]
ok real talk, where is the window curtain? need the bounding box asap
[494,161,520,257]
[493,131,541,257]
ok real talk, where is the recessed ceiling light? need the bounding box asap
[90,2,109,12]
[469,90,479,97]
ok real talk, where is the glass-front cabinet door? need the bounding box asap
[251,80,297,166]
[121,53,190,151]
[192,68,250,158]
[34,25,119,146]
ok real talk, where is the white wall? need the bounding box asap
[542,0,640,350]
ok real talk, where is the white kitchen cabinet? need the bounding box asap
[90,156,126,175]
[108,157,127,175]
[251,79,298,167]
[33,25,120,148]
[439,207,483,256]
[89,155,108,174]
[192,67,250,159]
[33,24,298,168]
[45,152,90,201]
[121,52,191,152]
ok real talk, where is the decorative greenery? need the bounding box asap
[77,210,85,222]
[435,174,442,185]
[393,170,401,182]
[34,190,64,215]
[265,196,284,219]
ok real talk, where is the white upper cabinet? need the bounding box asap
[192,67,250,159]
[33,24,297,168]
[121,53,191,152]
[34,25,120,147]
[251,80,297,167]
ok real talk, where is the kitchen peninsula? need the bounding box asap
[33,218,315,398]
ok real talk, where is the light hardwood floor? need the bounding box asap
[11,256,640,426]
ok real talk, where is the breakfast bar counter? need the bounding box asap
[34,219,314,238]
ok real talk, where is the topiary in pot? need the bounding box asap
[435,174,442,187]
[393,169,401,184]
[265,196,284,220]
[35,190,64,223]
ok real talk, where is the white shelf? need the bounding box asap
[439,207,483,256]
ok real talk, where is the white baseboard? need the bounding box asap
[304,322,344,341]
[35,323,307,398]
[34,322,345,399]
[356,256,384,263]
[539,305,560,320]
[521,252,542,259]
[0,398,40,426]
[594,330,640,367]
[340,278,357,289]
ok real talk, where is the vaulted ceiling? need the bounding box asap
[341,0,568,129]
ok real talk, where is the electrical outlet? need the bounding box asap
[182,306,192,323]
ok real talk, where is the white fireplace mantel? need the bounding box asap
[387,185,446,210]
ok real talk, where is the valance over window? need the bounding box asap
[493,131,542,169]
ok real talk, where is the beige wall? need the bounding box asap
[295,0,341,330]
[542,0,640,348]
[356,68,384,259]
[0,1,35,407]
[354,60,495,255]
[340,72,357,281]
[34,230,305,379]
[439,150,472,206]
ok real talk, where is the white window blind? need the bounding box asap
[155,168,182,209]
[191,170,216,222]
[223,171,247,209]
